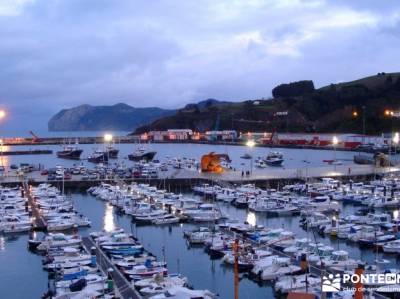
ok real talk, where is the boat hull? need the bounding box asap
[128,151,157,162]
[56,149,83,160]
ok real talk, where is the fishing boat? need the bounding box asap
[87,150,108,163]
[128,147,157,161]
[105,144,119,159]
[56,145,83,160]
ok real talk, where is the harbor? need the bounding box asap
[0,140,400,298]
[2,2,400,297]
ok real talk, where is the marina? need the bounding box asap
[0,141,400,298]
[2,1,400,297]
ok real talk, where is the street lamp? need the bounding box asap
[104,133,113,143]
[393,132,399,156]
[246,140,255,148]
[0,110,6,120]
[246,140,255,175]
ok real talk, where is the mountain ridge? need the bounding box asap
[48,103,176,131]
[133,72,400,134]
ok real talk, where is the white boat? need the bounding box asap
[316,250,359,271]
[35,233,82,251]
[382,239,400,254]
[274,274,321,294]
[260,257,301,280]
[148,286,217,299]
[152,214,180,225]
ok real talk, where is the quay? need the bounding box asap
[0,149,53,155]
[22,180,47,231]
[81,237,142,299]
[0,135,388,154]
[0,164,397,190]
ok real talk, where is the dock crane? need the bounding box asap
[29,131,41,143]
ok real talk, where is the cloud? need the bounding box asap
[0,0,399,133]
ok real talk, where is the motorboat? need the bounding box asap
[260,257,301,280]
[382,239,400,254]
[264,151,284,166]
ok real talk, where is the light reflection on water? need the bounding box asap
[246,211,256,226]
[103,203,116,232]
[393,209,399,220]
[0,236,4,251]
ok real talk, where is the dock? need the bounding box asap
[0,149,52,156]
[81,237,142,299]
[22,180,47,231]
[0,164,397,191]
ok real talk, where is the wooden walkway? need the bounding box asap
[82,237,142,299]
[22,180,47,231]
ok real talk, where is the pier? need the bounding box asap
[0,149,53,156]
[22,180,47,231]
[0,164,397,190]
[81,237,142,299]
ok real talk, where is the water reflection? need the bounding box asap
[103,203,116,232]
[246,211,256,226]
[393,209,399,220]
[0,155,9,167]
[0,236,4,251]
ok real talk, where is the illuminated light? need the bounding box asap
[332,136,339,146]
[393,132,399,145]
[103,203,116,232]
[104,133,113,143]
[246,140,256,147]
[385,109,394,117]
[0,110,5,119]
[246,212,256,226]
[393,210,399,220]
[352,111,358,117]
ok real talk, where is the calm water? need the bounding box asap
[0,142,356,172]
[1,191,400,299]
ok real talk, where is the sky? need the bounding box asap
[0,0,400,134]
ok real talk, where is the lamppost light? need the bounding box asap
[332,136,339,146]
[393,132,399,145]
[246,140,255,147]
[104,133,113,142]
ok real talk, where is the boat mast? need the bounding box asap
[233,238,239,299]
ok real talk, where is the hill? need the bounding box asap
[48,103,176,131]
[134,72,400,134]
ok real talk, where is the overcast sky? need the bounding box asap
[1,0,400,133]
